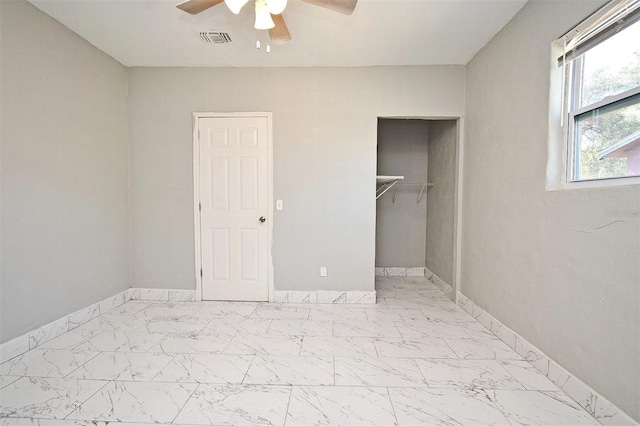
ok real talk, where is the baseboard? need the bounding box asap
[130,288,196,302]
[424,267,455,300]
[275,290,376,304]
[0,288,132,364]
[456,291,637,426]
[375,267,426,277]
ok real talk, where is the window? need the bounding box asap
[560,0,640,183]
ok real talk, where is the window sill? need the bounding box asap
[557,175,640,191]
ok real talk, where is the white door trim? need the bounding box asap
[452,117,464,303]
[192,112,274,302]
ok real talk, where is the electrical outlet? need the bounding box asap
[320,267,327,277]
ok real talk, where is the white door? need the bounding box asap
[197,116,270,301]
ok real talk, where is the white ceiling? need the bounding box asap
[29,0,527,68]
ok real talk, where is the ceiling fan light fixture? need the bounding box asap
[254,0,275,29]
[266,0,287,15]
[224,0,249,14]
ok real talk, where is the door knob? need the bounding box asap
[259,216,266,223]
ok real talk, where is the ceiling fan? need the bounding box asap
[176,0,358,45]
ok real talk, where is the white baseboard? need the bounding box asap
[130,288,196,302]
[275,290,376,304]
[424,267,455,300]
[0,288,132,364]
[375,267,426,277]
[456,291,637,425]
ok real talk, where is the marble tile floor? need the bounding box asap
[0,277,600,425]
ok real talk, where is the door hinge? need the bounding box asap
[199,202,201,212]
[200,268,203,277]
[198,129,201,139]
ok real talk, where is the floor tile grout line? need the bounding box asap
[439,338,461,360]
[219,331,240,355]
[385,387,401,426]
[187,305,204,318]
[61,350,103,379]
[148,353,178,382]
[198,310,217,330]
[413,357,431,388]
[0,375,22,390]
[372,338,381,357]
[495,358,534,391]
[62,378,112,420]
[332,355,336,386]
[240,355,257,385]
[477,388,514,425]
[263,319,274,334]
[282,384,295,426]
[171,382,201,424]
[40,328,106,351]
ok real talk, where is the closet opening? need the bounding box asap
[375,117,461,301]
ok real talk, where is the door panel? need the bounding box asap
[240,228,259,281]
[210,228,230,281]
[199,116,269,301]
[240,157,259,210]
[211,158,229,210]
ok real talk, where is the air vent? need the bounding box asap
[197,31,232,44]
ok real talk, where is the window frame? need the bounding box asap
[546,0,640,190]
[566,81,640,184]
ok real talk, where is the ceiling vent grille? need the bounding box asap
[197,31,232,44]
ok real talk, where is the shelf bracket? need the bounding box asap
[392,184,400,203]
[417,183,426,204]
[376,181,399,199]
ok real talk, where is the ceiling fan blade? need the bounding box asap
[299,0,358,15]
[269,14,292,44]
[176,0,224,15]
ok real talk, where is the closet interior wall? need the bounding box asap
[426,120,457,285]
[376,119,429,268]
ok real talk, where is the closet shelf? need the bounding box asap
[376,175,405,185]
[376,175,404,199]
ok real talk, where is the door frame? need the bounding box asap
[192,112,274,302]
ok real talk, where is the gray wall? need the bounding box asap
[0,1,129,343]
[376,119,429,267]
[425,120,457,284]
[127,67,465,291]
[463,0,640,420]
